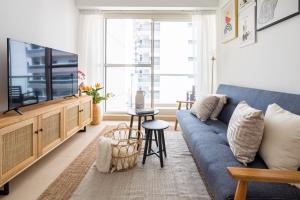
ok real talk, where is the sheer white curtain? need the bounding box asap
[192,11,217,99]
[78,12,104,86]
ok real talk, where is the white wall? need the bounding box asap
[0,0,79,111]
[76,0,219,8]
[217,0,300,95]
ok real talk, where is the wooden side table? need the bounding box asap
[174,101,194,131]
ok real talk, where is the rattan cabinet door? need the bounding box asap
[65,102,80,138]
[0,118,38,182]
[80,98,92,126]
[38,109,64,156]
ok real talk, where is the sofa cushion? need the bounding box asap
[190,95,219,121]
[227,101,265,165]
[259,104,300,188]
[176,110,228,153]
[211,94,227,120]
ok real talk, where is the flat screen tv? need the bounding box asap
[51,49,78,99]
[7,39,48,112]
[7,38,78,114]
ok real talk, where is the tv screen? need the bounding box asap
[51,49,78,99]
[7,39,47,110]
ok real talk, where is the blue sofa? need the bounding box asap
[176,84,300,200]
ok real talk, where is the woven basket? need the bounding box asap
[103,123,143,172]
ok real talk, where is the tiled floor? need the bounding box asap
[0,121,118,200]
[0,120,176,200]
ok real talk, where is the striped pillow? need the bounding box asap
[227,101,264,165]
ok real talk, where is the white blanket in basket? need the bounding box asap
[96,136,112,173]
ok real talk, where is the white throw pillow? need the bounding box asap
[190,95,219,121]
[259,104,300,188]
[227,101,265,165]
[210,94,227,120]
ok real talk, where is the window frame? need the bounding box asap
[104,13,193,114]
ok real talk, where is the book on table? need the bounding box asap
[136,108,155,115]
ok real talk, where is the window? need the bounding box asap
[105,17,194,113]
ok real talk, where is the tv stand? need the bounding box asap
[0,96,92,194]
[3,108,23,115]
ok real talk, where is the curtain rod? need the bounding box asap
[79,9,217,15]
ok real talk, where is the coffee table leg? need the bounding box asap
[162,130,167,157]
[142,129,149,165]
[158,130,164,168]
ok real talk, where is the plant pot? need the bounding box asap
[92,103,102,125]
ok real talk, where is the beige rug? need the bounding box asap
[70,129,210,200]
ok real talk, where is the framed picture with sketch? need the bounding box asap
[256,0,300,31]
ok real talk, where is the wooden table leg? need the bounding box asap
[175,102,182,131]
[234,180,248,200]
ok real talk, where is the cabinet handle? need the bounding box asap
[39,128,43,132]
[79,109,84,112]
[34,130,38,134]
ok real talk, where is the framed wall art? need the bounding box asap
[257,0,300,31]
[221,0,238,43]
[239,2,256,47]
[239,0,256,10]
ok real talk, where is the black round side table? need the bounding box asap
[127,108,159,132]
[142,120,169,168]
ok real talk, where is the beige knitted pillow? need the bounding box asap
[210,94,227,120]
[227,101,264,165]
[190,95,219,122]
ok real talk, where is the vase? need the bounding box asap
[135,90,145,109]
[92,103,102,125]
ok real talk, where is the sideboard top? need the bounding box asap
[0,95,92,129]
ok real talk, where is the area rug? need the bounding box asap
[39,125,210,200]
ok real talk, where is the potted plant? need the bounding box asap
[80,83,113,125]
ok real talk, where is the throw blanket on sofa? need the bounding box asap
[96,136,112,173]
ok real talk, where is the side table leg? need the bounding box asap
[154,131,158,147]
[129,115,134,138]
[142,129,150,165]
[158,130,164,168]
[148,130,153,153]
[162,130,167,157]
[138,116,142,132]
